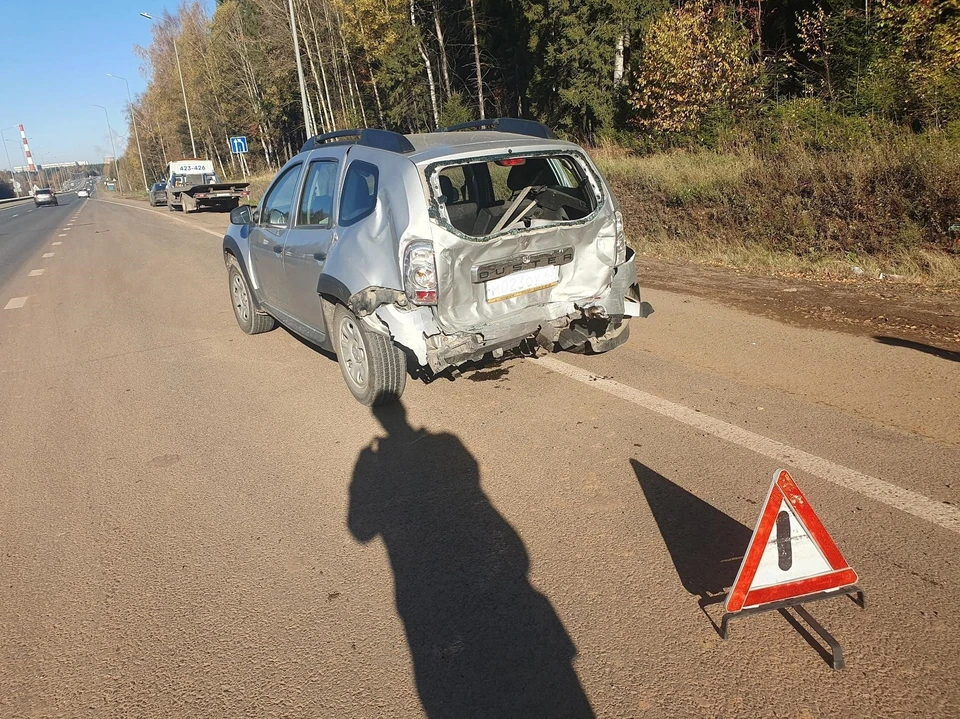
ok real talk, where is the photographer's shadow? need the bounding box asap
[348,403,594,719]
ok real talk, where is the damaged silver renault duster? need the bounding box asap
[223,118,647,405]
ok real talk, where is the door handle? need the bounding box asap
[313,252,327,261]
[272,245,283,254]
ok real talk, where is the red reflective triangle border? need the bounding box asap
[725,469,858,613]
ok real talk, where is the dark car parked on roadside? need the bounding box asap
[149,182,167,206]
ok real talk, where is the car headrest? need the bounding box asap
[506,159,553,191]
[438,175,459,203]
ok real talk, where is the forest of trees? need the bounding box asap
[118,0,960,186]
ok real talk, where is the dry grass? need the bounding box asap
[591,139,960,291]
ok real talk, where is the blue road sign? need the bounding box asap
[229,136,248,154]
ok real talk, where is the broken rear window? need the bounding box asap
[431,155,598,239]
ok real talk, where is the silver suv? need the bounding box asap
[34,188,58,207]
[223,119,647,405]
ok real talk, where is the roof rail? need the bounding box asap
[437,118,558,140]
[301,128,415,154]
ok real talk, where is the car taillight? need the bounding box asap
[614,210,627,266]
[403,241,438,305]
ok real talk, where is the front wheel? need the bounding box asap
[333,305,406,406]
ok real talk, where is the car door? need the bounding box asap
[248,162,303,310]
[282,157,339,331]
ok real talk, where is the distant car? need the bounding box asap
[34,188,58,207]
[77,189,89,198]
[149,182,167,207]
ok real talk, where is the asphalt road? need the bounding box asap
[0,193,81,288]
[1,198,958,717]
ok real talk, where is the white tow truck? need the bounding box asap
[165,159,250,213]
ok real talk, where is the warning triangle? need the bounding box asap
[725,469,858,613]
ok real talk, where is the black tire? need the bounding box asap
[227,260,275,335]
[333,304,406,406]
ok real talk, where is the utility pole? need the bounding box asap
[141,12,197,157]
[93,104,124,193]
[287,0,316,139]
[108,73,149,191]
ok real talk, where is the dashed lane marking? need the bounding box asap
[52,242,61,245]
[58,234,66,237]
[42,253,54,258]
[4,297,27,310]
[28,270,44,276]
[539,356,960,535]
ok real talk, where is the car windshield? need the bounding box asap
[429,154,598,239]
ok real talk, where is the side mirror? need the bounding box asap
[230,205,253,225]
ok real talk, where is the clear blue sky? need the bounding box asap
[0,0,216,170]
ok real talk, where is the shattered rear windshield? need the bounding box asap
[430,155,598,239]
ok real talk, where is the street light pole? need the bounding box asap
[140,12,197,157]
[92,104,124,193]
[108,73,149,191]
[0,127,20,196]
[287,0,316,139]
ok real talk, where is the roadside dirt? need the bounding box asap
[115,196,960,355]
[637,255,960,354]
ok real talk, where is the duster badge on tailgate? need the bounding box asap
[471,247,575,283]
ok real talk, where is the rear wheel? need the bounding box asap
[333,304,406,406]
[227,260,275,335]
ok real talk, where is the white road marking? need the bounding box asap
[58,234,66,237]
[62,227,71,231]
[42,253,54,258]
[52,241,61,245]
[102,195,960,528]
[11,214,17,217]
[28,269,44,276]
[4,297,27,310]
[539,356,960,534]
[97,199,223,238]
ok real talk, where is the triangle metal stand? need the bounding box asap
[721,584,866,670]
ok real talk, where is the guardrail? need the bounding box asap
[0,196,33,207]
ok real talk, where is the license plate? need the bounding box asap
[485,265,560,302]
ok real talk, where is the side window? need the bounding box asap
[260,163,302,227]
[338,161,378,227]
[296,160,338,228]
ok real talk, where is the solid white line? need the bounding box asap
[4,297,27,310]
[28,269,44,276]
[539,356,960,534]
[97,198,223,238]
[42,252,54,258]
